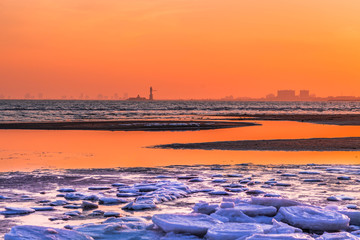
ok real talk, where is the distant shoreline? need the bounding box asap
[0,120,258,131]
[0,113,360,130]
[155,137,360,152]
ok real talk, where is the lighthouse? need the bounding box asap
[149,86,154,100]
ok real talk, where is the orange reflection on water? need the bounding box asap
[0,121,359,172]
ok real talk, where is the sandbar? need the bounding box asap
[156,137,360,151]
[0,120,257,131]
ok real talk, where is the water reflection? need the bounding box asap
[0,121,359,171]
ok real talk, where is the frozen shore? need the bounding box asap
[1,164,360,239]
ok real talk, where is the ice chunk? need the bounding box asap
[5,225,93,240]
[245,233,314,239]
[235,204,277,217]
[212,179,228,183]
[267,219,302,234]
[275,206,350,231]
[82,201,98,210]
[74,222,162,240]
[251,197,301,209]
[327,196,341,201]
[252,216,273,224]
[213,208,256,223]
[275,183,291,187]
[212,174,224,178]
[246,190,266,195]
[205,222,263,240]
[339,210,360,226]
[122,201,157,210]
[281,174,298,177]
[31,206,54,211]
[136,185,159,192]
[337,176,351,180]
[317,232,360,240]
[193,202,218,215]
[123,180,191,210]
[227,174,243,178]
[104,211,121,217]
[116,192,140,197]
[152,213,221,236]
[303,179,323,183]
[299,171,320,175]
[346,204,358,209]
[220,202,235,209]
[111,183,128,187]
[0,207,35,215]
[64,210,81,216]
[57,188,76,192]
[161,232,202,240]
[209,191,231,195]
[327,195,355,201]
[99,197,128,205]
[156,175,172,179]
[264,194,281,198]
[189,178,204,182]
[64,192,85,200]
[50,200,68,206]
[64,204,82,209]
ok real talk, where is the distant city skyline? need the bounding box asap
[1,88,359,101]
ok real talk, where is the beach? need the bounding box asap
[0,112,360,239]
[156,137,360,151]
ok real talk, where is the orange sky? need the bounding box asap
[1,0,360,99]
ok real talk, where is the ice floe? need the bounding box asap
[4,225,93,240]
[245,233,315,239]
[275,206,350,231]
[152,213,221,236]
[0,207,35,215]
[317,232,360,240]
[205,222,263,240]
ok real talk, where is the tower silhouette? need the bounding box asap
[149,86,154,100]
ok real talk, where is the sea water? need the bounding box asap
[0,100,359,122]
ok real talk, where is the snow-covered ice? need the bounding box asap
[205,222,263,240]
[275,206,350,231]
[245,233,315,239]
[4,225,93,240]
[152,213,221,236]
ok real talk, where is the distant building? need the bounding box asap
[128,86,154,101]
[299,90,310,98]
[266,93,276,100]
[149,87,154,100]
[127,94,147,101]
[277,90,296,100]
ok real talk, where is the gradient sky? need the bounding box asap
[1,0,360,99]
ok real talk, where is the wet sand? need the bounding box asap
[221,114,360,126]
[156,137,360,151]
[0,120,257,131]
[0,114,360,132]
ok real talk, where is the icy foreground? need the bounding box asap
[2,164,360,239]
[4,196,360,239]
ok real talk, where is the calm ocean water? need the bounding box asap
[0,100,359,122]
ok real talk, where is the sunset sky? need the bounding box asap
[1,0,360,99]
